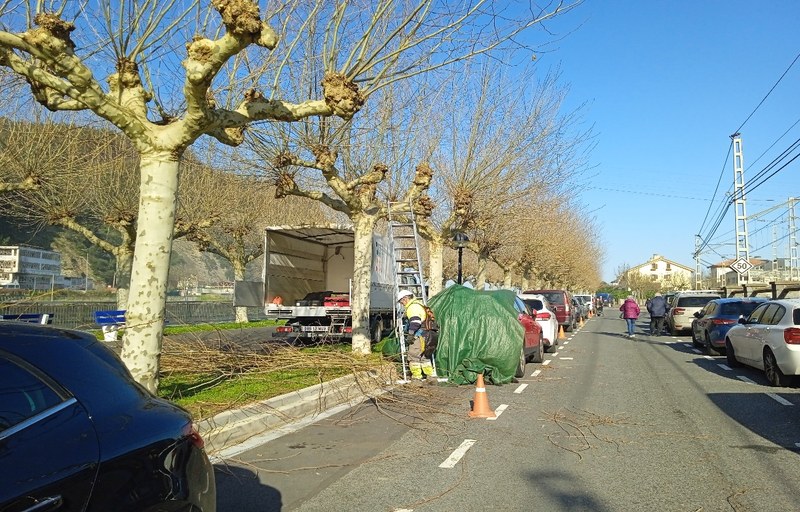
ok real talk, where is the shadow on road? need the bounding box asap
[215,463,283,512]
[526,470,611,512]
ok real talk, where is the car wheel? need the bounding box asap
[764,349,790,387]
[725,339,739,367]
[515,346,526,378]
[691,328,701,347]
[704,333,718,356]
[531,335,544,363]
[545,339,556,353]
[670,323,679,336]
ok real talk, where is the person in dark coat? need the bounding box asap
[646,292,668,336]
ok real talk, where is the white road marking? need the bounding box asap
[552,352,559,357]
[439,439,477,468]
[795,443,800,449]
[703,355,713,360]
[683,343,693,348]
[531,369,542,377]
[514,383,528,394]
[737,376,757,384]
[563,341,570,345]
[543,359,552,365]
[718,364,732,371]
[766,393,793,406]
[691,349,702,354]
[487,404,508,420]
[560,357,574,360]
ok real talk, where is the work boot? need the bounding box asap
[409,363,423,380]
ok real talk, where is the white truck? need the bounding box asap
[261,225,396,342]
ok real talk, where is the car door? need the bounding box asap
[514,298,537,351]
[694,302,715,339]
[735,303,771,363]
[749,304,785,366]
[0,353,100,511]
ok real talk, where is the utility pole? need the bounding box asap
[731,134,751,285]
[694,235,702,289]
[790,197,797,281]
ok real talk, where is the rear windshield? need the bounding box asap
[539,292,565,305]
[677,296,718,308]
[719,302,763,316]
[522,299,544,311]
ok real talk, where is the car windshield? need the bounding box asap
[719,302,764,316]
[677,296,718,308]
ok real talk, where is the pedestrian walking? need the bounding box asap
[397,290,438,380]
[619,295,640,337]
[646,292,668,336]
[595,296,604,316]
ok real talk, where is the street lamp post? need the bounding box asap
[452,232,470,285]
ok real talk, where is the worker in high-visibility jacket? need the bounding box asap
[397,290,437,379]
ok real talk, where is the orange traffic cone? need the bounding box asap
[468,373,496,419]
[558,325,565,340]
[589,309,594,318]
[579,316,584,327]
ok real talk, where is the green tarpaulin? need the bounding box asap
[429,285,524,385]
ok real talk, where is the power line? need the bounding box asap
[733,49,800,135]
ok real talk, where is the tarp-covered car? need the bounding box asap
[429,285,541,385]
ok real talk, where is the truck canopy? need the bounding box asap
[263,224,394,310]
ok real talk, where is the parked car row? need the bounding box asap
[664,294,800,388]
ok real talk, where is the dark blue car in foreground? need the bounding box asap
[0,322,216,511]
[691,297,768,355]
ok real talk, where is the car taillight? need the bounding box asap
[276,326,294,333]
[711,319,736,325]
[343,326,353,333]
[183,423,205,449]
[783,328,800,344]
[673,308,685,315]
[536,312,552,320]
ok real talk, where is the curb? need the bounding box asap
[198,365,397,453]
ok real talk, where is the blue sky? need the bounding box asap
[532,1,800,282]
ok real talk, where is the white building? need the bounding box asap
[625,254,694,287]
[0,245,77,290]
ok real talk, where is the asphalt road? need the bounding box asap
[215,313,800,511]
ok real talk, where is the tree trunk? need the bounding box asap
[503,268,513,288]
[120,153,180,393]
[351,214,375,355]
[232,260,249,323]
[476,253,488,290]
[115,250,133,310]
[427,238,444,297]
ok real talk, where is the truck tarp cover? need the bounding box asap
[429,285,523,385]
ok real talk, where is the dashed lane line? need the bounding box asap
[543,359,552,366]
[487,404,508,421]
[439,439,477,468]
[737,376,757,384]
[531,369,542,377]
[560,357,574,360]
[514,383,528,394]
[766,393,793,406]
[718,364,732,371]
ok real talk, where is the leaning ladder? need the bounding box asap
[388,201,429,382]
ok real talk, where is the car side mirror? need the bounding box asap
[693,312,702,318]
[738,317,747,324]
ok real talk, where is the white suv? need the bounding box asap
[665,291,721,335]
[574,294,594,314]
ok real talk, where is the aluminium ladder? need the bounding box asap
[387,201,430,382]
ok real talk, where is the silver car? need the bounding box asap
[725,298,800,386]
[665,291,720,335]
